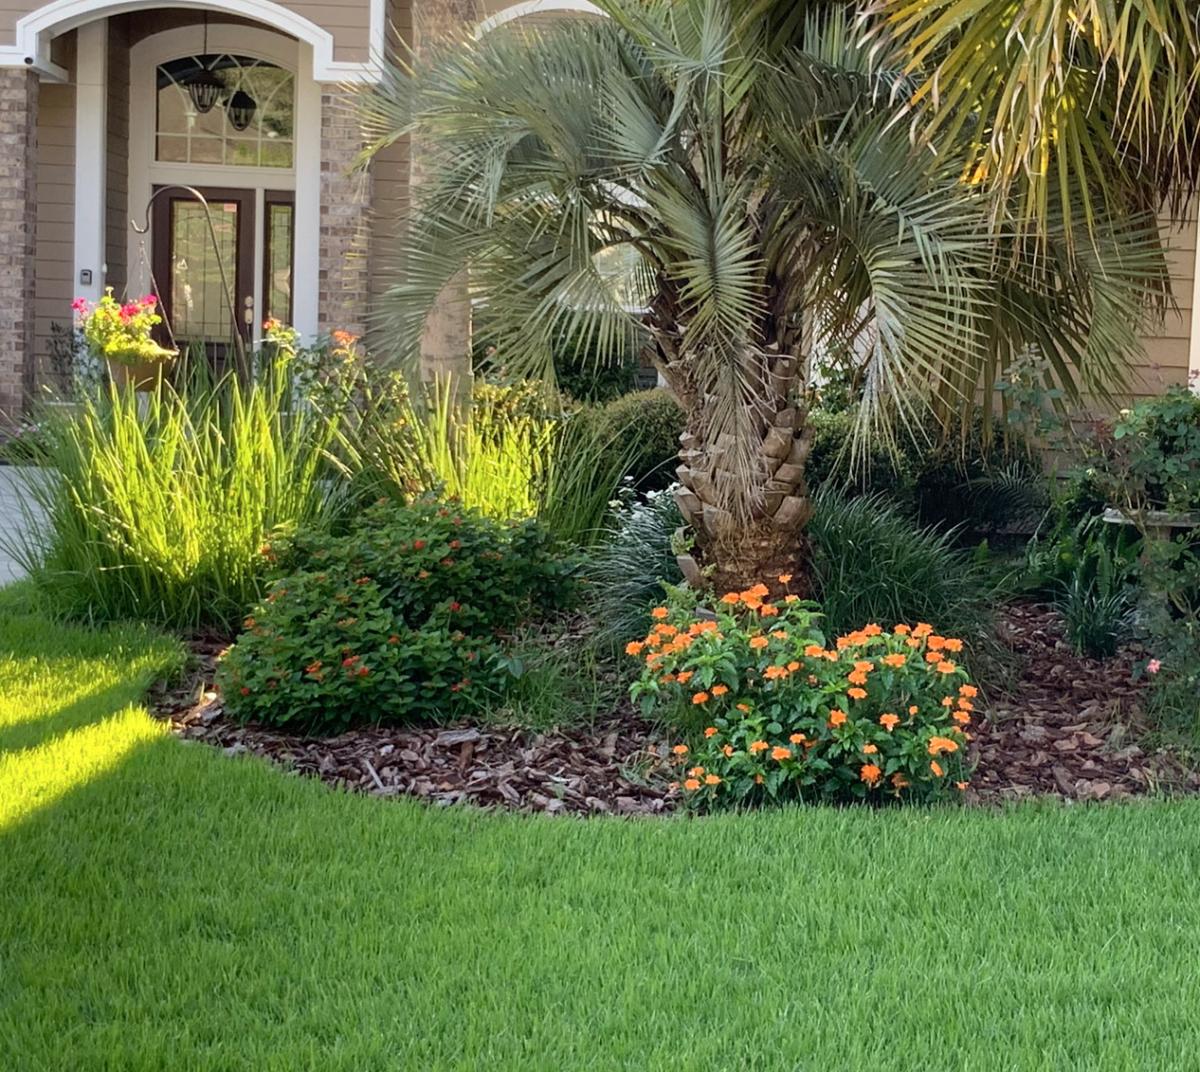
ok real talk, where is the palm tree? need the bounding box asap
[358,0,1166,591]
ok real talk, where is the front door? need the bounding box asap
[151,185,294,367]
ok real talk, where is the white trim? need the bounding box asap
[291,41,320,340]
[0,0,384,82]
[72,18,106,302]
[475,0,604,37]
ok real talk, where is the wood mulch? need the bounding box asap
[149,603,1198,816]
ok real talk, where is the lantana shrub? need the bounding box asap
[217,498,577,732]
[629,580,976,808]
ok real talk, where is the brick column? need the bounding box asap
[318,87,371,339]
[0,69,37,420]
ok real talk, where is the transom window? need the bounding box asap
[156,54,295,168]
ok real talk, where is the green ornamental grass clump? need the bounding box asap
[218,498,577,732]
[629,584,976,808]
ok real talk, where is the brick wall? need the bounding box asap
[318,87,371,339]
[0,68,37,420]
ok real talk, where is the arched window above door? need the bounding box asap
[155,55,295,168]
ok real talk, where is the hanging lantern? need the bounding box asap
[183,67,224,113]
[227,90,257,131]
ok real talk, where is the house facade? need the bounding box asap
[0,0,1195,418]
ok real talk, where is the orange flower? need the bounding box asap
[879,712,900,731]
[936,661,957,674]
[749,740,769,754]
[943,638,963,652]
[760,604,780,617]
[749,636,770,650]
[891,773,910,789]
[864,624,882,636]
[672,743,689,756]
[625,641,644,656]
[882,653,907,668]
[778,573,793,584]
[959,684,978,698]
[720,592,740,605]
[771,630,789,640]
[736,703,751,713]
[771,746,792,761]
[927,635,947,651]
[928,736,959,756]
[645,633,663,648]
[925,652,942,664]
[704,773,722,786]
[848,670,870,686]
[908,705,919,715]
[854,661,874,673]
[676,670,693,684]
[941,696,954,707]
[722,744,735,757]
[913,622,933,638]
[860,763,882,785]
[660,674,675,684]
[683,778,701,791]
[828,709,848,727]
[952,710,971,726]
[784,594,800,603]
[692,691,710,705]
[763,665,790,680]
[893,624,912,636]
[687,766,706,777]
[848,687,867,700]
[704,726,719,738]
[747,583,769,598]
[789,732,807,744]
[804,644,825,658]
[863,743,878,754]
[787,661,801,672]
[646,654,663,669]
[955,780,969,791]
[957,697,974,711]
[651,607,669,619]
[905,637,921,649]
[930,760,944,777]
[711,684,729,696]
[654,623,678,637]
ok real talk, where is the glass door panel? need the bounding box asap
[263,193,294,325]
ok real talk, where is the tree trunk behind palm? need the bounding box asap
[411,0,477,395]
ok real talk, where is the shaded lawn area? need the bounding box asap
[4,597,1200,1070]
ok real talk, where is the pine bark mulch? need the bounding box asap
[968,603,1198,804]
[150,604,1199,816]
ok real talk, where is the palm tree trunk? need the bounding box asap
[668,353,815,596]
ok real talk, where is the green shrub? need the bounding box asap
[576,389,684,490]
[13,365,342,629]
[219,498,577,732]
[627,586,975,807]
[217,571,499,731]
[1098,387,1200,512]
[804,408,916,506]
[279,497,578,633]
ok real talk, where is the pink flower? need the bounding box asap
[1147,659,1162,675]
[71,297,88,313]
[140,294,157,306]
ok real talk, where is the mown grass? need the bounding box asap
[4,594,1200,1070]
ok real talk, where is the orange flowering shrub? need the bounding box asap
[630,580,975,807]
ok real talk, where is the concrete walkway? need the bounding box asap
[0,466,46,585]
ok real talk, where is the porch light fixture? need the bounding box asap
[182,16,222,113]
[227,90,257,131]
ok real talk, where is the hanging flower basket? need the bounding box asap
[73,290,178,392]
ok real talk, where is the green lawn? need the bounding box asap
[5,597,1200,1070]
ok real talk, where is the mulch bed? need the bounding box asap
[969,603,1199,803]
[149,603,1198,816]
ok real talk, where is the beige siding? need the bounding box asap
[31,30,74,392]
[0,0,372,62]
[105,16,129,295]
[1134,212,1196,399]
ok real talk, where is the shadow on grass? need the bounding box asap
[0,681,146,755]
